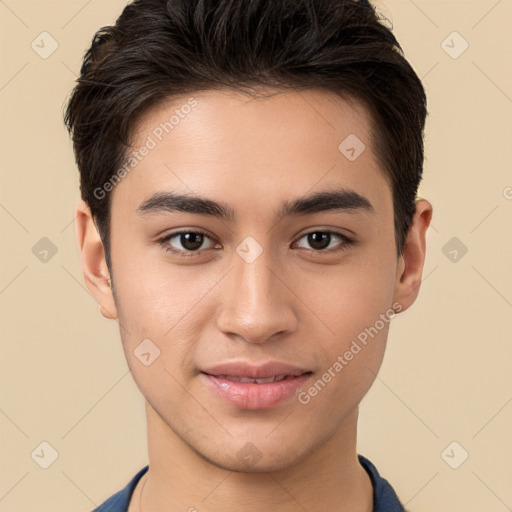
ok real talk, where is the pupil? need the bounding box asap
[308,232,330,250]
[181,233,203,250]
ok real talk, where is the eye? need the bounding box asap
[158,229,354,258]
[159,230,217,257]
[293,230,353,253]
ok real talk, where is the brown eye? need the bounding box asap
[174,232,205,251]
[294,231,353,253]
[160,230,216,256]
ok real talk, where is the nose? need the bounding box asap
[215,247,298,344]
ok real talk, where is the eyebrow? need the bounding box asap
[136,188,375,222]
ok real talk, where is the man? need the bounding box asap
[64,0,432,510]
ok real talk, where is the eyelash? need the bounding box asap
[157,229,354,258]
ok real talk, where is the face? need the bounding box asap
[78,87,427,472]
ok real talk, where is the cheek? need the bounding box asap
[296,252,397,342]
[293,246,396,398]
[111,256,216,377]
[300,306,392,414]
[109,231,184,333]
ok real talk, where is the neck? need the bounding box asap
[135,401,373,512]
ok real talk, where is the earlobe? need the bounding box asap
[75,200,118,320]
[393,199,433,312]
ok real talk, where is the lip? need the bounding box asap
[200,361,313,410]
[201,361,311,379]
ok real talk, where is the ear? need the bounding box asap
[393,198,433,313]
[75,199,118,320]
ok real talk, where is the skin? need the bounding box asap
[75,87,432,512]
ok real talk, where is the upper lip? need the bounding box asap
[201,361,312,379]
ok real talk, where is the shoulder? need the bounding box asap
[91,465,149,512]
[358,454,407,512]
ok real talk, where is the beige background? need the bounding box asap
[1,0,511,510]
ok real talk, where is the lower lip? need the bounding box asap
[201,372,312,410]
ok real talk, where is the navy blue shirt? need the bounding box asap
[92,454,405,511]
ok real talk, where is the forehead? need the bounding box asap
[132,86,375,158]
[112,87,390,221]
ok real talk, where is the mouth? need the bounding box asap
[202,373,309,383]
[200,371,313,409]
